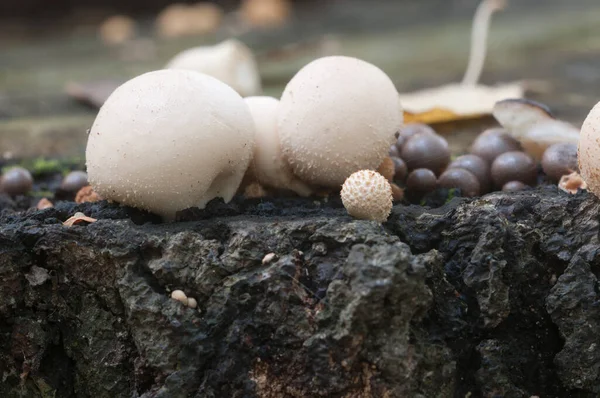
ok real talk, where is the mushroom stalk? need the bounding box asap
[461,0,507,86]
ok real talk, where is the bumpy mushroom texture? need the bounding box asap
[278,56,403,188]
[165,39,261,97]
[340,170,393,223]
[86,69,255,221]
[493,98,579,160]
[579,101,600,197]
[243,96,312,196]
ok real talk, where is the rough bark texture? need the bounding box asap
[0,186,598,397]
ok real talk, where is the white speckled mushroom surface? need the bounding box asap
[244,96,312,196]
[86,69,255,221]
[579,101,600,197]
[277,56,403,188]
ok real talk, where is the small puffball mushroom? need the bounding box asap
[541,143,578,181]
[448,154,490,193]
[244,96,312,196]
[278,56,403,188]
[438,168,481,197]
[470,127,521,164]
[493,98,579,161]
[240,0,292,28]
[187,297,198,309]
[171,289,188,305]
[490,151,537,188]
[406,168,437,197]
[341,170,393,223]
[99,15,137,46]
[391,157,408,182]
[502,180,528,192]
[86,69,255,221]
[61,171,89,192]
[401,131,450,175]
[396,123,437,150]
[165,39,261,97]
[1,167,33,196]
[389,145,401,158]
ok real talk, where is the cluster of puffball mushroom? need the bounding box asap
[84,51,598,225]
[85,55,403,222]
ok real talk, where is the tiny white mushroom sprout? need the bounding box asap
[243,96,312,196]
[341,170,393,223]
[277,55,403,188]
[165,39,261,97]
[85,69,255,221]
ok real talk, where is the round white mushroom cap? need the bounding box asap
[341,170,393,223]
[85,69,255,221]
[165,39,261,97]
[277,56,403,188]
[579,101,600,196]
[243,96,312,196]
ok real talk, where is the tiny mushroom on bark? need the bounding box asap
[438,168,481,197]
[278,56,403,188]
[85,69,255,221]
[243,96,312,196]
[170,290,188,306]
[493,98,580,160]
[165,39,261,97]
[341,170,393,223]
[490,151,537,188]
[541,143,578,181]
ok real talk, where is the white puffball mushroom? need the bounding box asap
[341,170,393,223]
[243,96,312,196]
[86,69,255,221]
[278,56,403,188]
[187,297,198,309]
[165,39,261,97]
[171,289,188,306]
[578,101,600,197]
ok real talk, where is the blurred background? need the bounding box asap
[1,0,600,159]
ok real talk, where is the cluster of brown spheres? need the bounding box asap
[388,123,578,200]
[0,167,89,197]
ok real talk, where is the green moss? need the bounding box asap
[2,156,84,177]
[445,188,458,204]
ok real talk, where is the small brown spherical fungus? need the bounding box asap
[391,157,408,182]
[401,132,450,175]
[448,154,490,193]
[502,180,528,192]
[0,167,33,196]
[61,171,89,192]
[341,170,393,223]
[438,168,481,197]
[396,123,437,150]
[389,145,401,158]
[469,127,521,164]
[406,168,437,196]
[491,151,537,188]
[541,143,578,182]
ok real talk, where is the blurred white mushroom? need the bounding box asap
[165,39,261,97]
[493,98,579,160]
